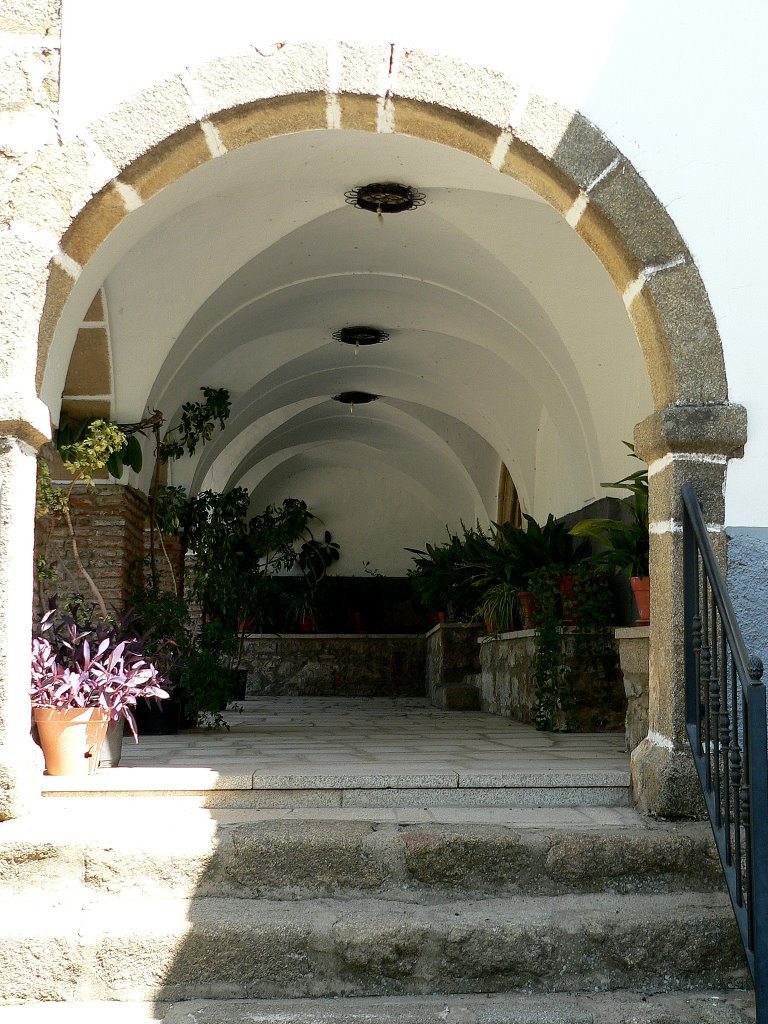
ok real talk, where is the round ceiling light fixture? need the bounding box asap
[332,391,379,405]
[332,326,390,356]
[344,182,425,216]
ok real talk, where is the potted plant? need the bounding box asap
[569,443,650,624]
[407,523,494,625]
[295,527,340,631]
[30,606,169,775]
[474,515,587,631]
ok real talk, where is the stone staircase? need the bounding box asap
[0,797,756,1023]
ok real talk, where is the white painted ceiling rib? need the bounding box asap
[87,129,651,572]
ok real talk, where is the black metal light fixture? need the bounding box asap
[344,182,425,217]
[332,325,390,357]
[332,390,379,414]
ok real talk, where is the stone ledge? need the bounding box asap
[0,990,756,1024]
[0,387,50,447]
[635,403,748,462]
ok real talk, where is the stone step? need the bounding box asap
[40,765,632,809]
[0,805,724,899]
[0,890,747,1004]
[0,990,757,1023]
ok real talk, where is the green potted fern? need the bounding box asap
[476,514,586,631]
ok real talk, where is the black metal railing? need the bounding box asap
[683,482,768,1020]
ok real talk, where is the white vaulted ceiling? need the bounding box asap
[51,129,652,572]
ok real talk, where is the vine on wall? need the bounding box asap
[529,563,620,731]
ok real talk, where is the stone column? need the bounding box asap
[0,0,62,819]
[0,391,51,819]
[631,403,747,818]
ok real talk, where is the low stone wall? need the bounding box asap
[616,627,650,752]
[476,631,538,723]
[426,624,484,710]
[428,627,649,750]
[240,634,427,697]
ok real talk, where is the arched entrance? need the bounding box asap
[0,44,746,818]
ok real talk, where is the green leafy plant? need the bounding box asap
[147,388,231,590]
[128,587,235,729]
[38,389,232,608]
[494,513,578,582]
[55,415,143,481]
[472,514,587,633]
[36,419,129,617]
[157,387,232,462]
[406,523,494,621]
[296,529,340,588]
[295,528,340,627]
[570,443,649,579]
[528,562,619,731]
[476,581,520,634]
[528,565,568,729]
[185,492,338,635]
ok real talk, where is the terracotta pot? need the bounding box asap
[33,707,109,776]
[351,611,366,634]
[517,591,539,629]
[630,575,651,626]
[483,613,497,634]
[300,614,318,634]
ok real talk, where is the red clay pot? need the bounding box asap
[630,575,651,626]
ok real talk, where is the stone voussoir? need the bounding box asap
[587,159,687,270]
[191,44,329,115]
[395,50,519,129]
[336,41,391,98]
[88,76,200,172]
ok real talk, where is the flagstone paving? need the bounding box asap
[40,697,631,807]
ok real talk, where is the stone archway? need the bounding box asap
[0,43,746,818]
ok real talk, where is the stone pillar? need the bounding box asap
[0,1,62,818]
[631,403,747,818]
[0,393,51,820]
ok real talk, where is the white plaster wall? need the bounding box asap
[57,0,768,529]
[247,455,460,576]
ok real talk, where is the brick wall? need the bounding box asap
[143,527,185,595]
[35,484,147,617]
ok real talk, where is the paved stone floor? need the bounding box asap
[122,696,629,773]
[41,698,630,807]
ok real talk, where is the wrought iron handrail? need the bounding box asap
[682,482,768,1020]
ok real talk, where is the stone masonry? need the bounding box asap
[241,634,426,698]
